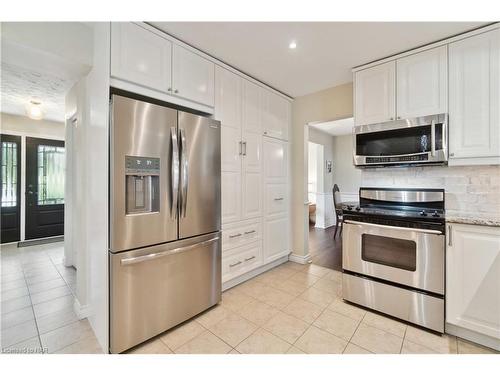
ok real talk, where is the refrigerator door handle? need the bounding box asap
[180,128,189,218]
[170,127,179,219]
[120,236,220,266]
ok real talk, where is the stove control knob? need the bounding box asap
[420,210,428,217]
[355,206,361,211]
[347,205,353,211]
[432,210,440,217]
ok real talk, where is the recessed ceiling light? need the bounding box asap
[26,100,44,120]
[289,41,297,49]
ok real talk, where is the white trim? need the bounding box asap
[222,255,289,291]
[289,252,312,264]
[110,78,214,115]
[136,22,293,102]
[352,23,499,73]
[449,156,500,166]
[446,323,500,352]
[73,297,92,320]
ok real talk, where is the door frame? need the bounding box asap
[0,134,22,243]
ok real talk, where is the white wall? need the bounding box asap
[331,133,361,197]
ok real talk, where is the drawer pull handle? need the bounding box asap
[244,230,256,235]
[274,197,284,201]
[229,233,242,239]
[244,256,256,262]
[229,261,242,267]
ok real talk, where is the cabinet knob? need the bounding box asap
[389,117,394,121]
[450,152,455,157]
[397,116,401,120]
[174,89,179,94]
[167,87,172,92]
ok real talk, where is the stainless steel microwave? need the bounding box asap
[353,113,448,167]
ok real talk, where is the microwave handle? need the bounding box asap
[431,119,436,157]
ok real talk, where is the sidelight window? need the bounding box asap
[1,141,18,207]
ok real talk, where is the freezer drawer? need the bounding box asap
[109,232,221,353]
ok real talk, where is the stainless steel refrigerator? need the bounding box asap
[108,94,221,353]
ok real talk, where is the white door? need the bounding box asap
[263,137,288,184]
[354,61,396,126]
[242,132,262,219]
[449,29,500,160]
[264,216,289,263]
[262,90,289,140]
[396,46,448,119]
[242,80,262,134]
[111,23,172,93]
[215,66,242,128]
[172,44,215,107]
[446,224,500,339]
[221,171,241,224]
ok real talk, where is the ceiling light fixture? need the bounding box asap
[26,100,44,120]
[289,41,297,49]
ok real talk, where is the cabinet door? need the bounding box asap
[221,126,241,172]
[215,66,242,129]
[242,80,262,134]
[221,171,241,224]
[172,44,215,107]
[449,29,500,160]
[242,132,262,219]
[397,46,448,119]
[263,137,288,184]
[111,23,172,92]
[264,216,289,263]
[262,90,289,140]
[354,61,396,126]
[446,224,500,339]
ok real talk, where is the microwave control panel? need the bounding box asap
[125,156,160,175]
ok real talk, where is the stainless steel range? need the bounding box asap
[342,187,445,332]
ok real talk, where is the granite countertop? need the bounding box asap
[446,211,500,227]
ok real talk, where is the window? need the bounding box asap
[361,234,417,271]
[1,141,18,207]
[37,145,65,205]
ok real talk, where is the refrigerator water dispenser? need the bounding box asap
[125,156,160,215]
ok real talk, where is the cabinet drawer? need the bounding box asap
[222,221,262,251]
[265,184,287,216]
[222,241,262,282]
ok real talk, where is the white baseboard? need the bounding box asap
[73,298,92,320]
[222,255,289,291]
[446,323,500,351]
[288,253,312,264]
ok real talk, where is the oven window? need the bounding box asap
[356,124,443,156]
[361,234,416,271]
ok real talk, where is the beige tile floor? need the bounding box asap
[2,244,497,355]
[127,262,498,355]
[1,242,102,354]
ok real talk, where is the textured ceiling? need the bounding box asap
[1,62,71,122]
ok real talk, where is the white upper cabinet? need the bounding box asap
[262,90,290,141]
[111,23,172,93]
[242,80,262,134]
[449,29,500,162]
[215,66,242,129]
[446,223,500,340]
[172,45,215,107]
[396,46,448,119]
[354,61,396,126]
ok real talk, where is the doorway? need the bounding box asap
[25,137,65,240]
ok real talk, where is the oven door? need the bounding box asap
[343,220,444,295]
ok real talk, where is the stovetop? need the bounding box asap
[342,204,445,221]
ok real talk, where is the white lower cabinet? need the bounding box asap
[446,223,500,340]
[263,215,289,263]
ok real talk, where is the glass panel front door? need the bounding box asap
[37,145,65,205]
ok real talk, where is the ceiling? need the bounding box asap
[310,117,354,136]
[151,22,487,97]
[1,62,72,122]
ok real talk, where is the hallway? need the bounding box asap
[0,241,101,353]
[308,225,342,271]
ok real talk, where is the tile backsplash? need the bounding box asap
[361,165,500,216]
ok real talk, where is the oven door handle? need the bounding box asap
[344,220,443,235]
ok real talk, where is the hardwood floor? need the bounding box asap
[308,224,342,271]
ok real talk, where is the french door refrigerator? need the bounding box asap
[109,94,221,353]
